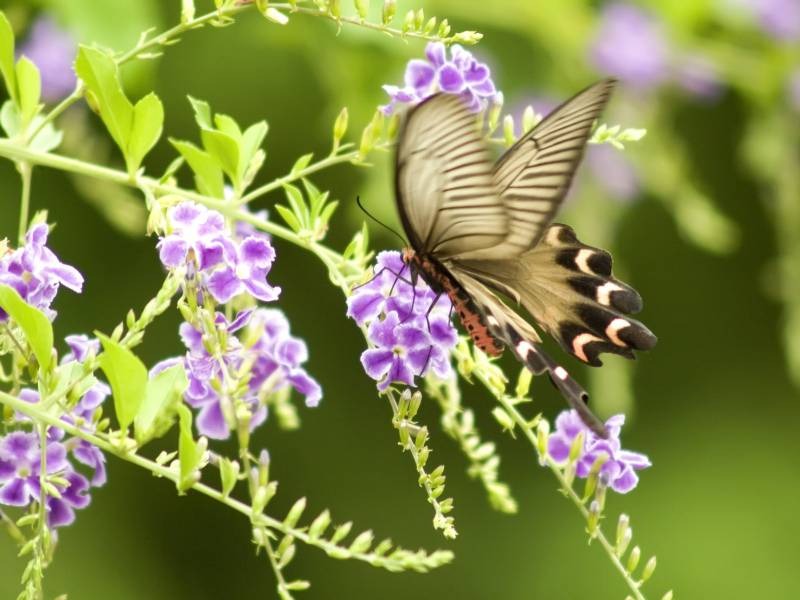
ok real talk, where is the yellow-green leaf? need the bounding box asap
[128,92,164,175]
[135,362,187,444]
[0,12,17,104]
[97,332,147,431]
[0,284,53,371]
[15,57,41,127]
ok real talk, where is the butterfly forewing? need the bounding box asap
[396,94,508,259]
[479,78,617,259]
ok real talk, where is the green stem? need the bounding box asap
[470,369,646,600]
[17,162,32,244]
[0,390,445,573]
[0,508,26,546]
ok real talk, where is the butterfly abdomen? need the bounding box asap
[406,250,505,357]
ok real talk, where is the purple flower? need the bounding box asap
[586,144,640,202]
[548,410,651,494]
[674,54,723,100]
[348,251,457,391]
[0,431,90,527]
[64,334,100,363]
[590,3,670,91]
[157,202,280,306]
[157,202,229,271]
[207,237,280,303]
[745,0,800,40]
[18,16,77,103]
[156,308,321,440]
[381,42,499,115]
[0,223,83,320]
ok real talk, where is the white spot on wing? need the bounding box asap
[606,318,630,347]
[554,366,569,380]
[572,333,602,363]
[575,249,594,273]
[545,226,562,246]
[597,282,623,306]
[516,341,534,358]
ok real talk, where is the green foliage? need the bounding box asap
[134,362,188,444]
[276,178,338,241]
[97,332,147,431]
[0,284,54,372]
[170,96,267,196]
[177,404,208,492]
[75,46,164,176]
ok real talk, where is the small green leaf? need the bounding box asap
[177,404,205,492]
[282,183,308,226]
[291,153,313,175]
[187,95,212,129]
[201,128,240,184]
[15,57,41,126]
[240,121,267,179]
[97,332,147,431]
[275,205,301,233]
[213,113,241,140]
[0,284,53,371]
[134,362,187,444]
[170,139,224,197]
[127,92,164,174]
[181,0,196,23]
[0,12,17,104]
[75,46,133,157]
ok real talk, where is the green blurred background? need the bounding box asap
[0,0,799,598]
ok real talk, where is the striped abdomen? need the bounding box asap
[405,249,505,357]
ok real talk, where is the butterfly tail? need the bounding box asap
[502,324,607,437]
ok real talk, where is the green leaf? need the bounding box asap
[170,139,224,197]
[0,12,17,104]
[282,183,308,227]
[275,205,301,233]
[0,284,53,372]
[135,362,187,444]
[240,121,267,178]
[201,127,240,184]
[127,92,164,174]
[187,95,212,129]
[291,153,313,175]
[15,57,41,126]
[97,332,147,431]
[213,113,241,140]
[177,404,205,492]
[74,46,133,157]
[0,101,62,152]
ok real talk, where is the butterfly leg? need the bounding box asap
[415,292,445,376]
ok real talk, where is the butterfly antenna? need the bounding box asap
[356,196,407,247]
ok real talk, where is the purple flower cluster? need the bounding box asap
[0,223,83,320]
[0,432,90,528]
[158,202,280,305]
[347,251,457,391]
[547,410,651,494]
[18,16,77,103]
[381,42,499,115]
[1,334,109,527]
[590,3,721,99]
[155,308,321,440]
[744,0,800,41]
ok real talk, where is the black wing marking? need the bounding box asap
[454,270,607,436]
[453,223,656,368]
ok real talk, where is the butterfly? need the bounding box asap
[393,78,656,436]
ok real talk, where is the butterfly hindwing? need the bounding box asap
[453,223,656,367]
[455,272,606,436]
